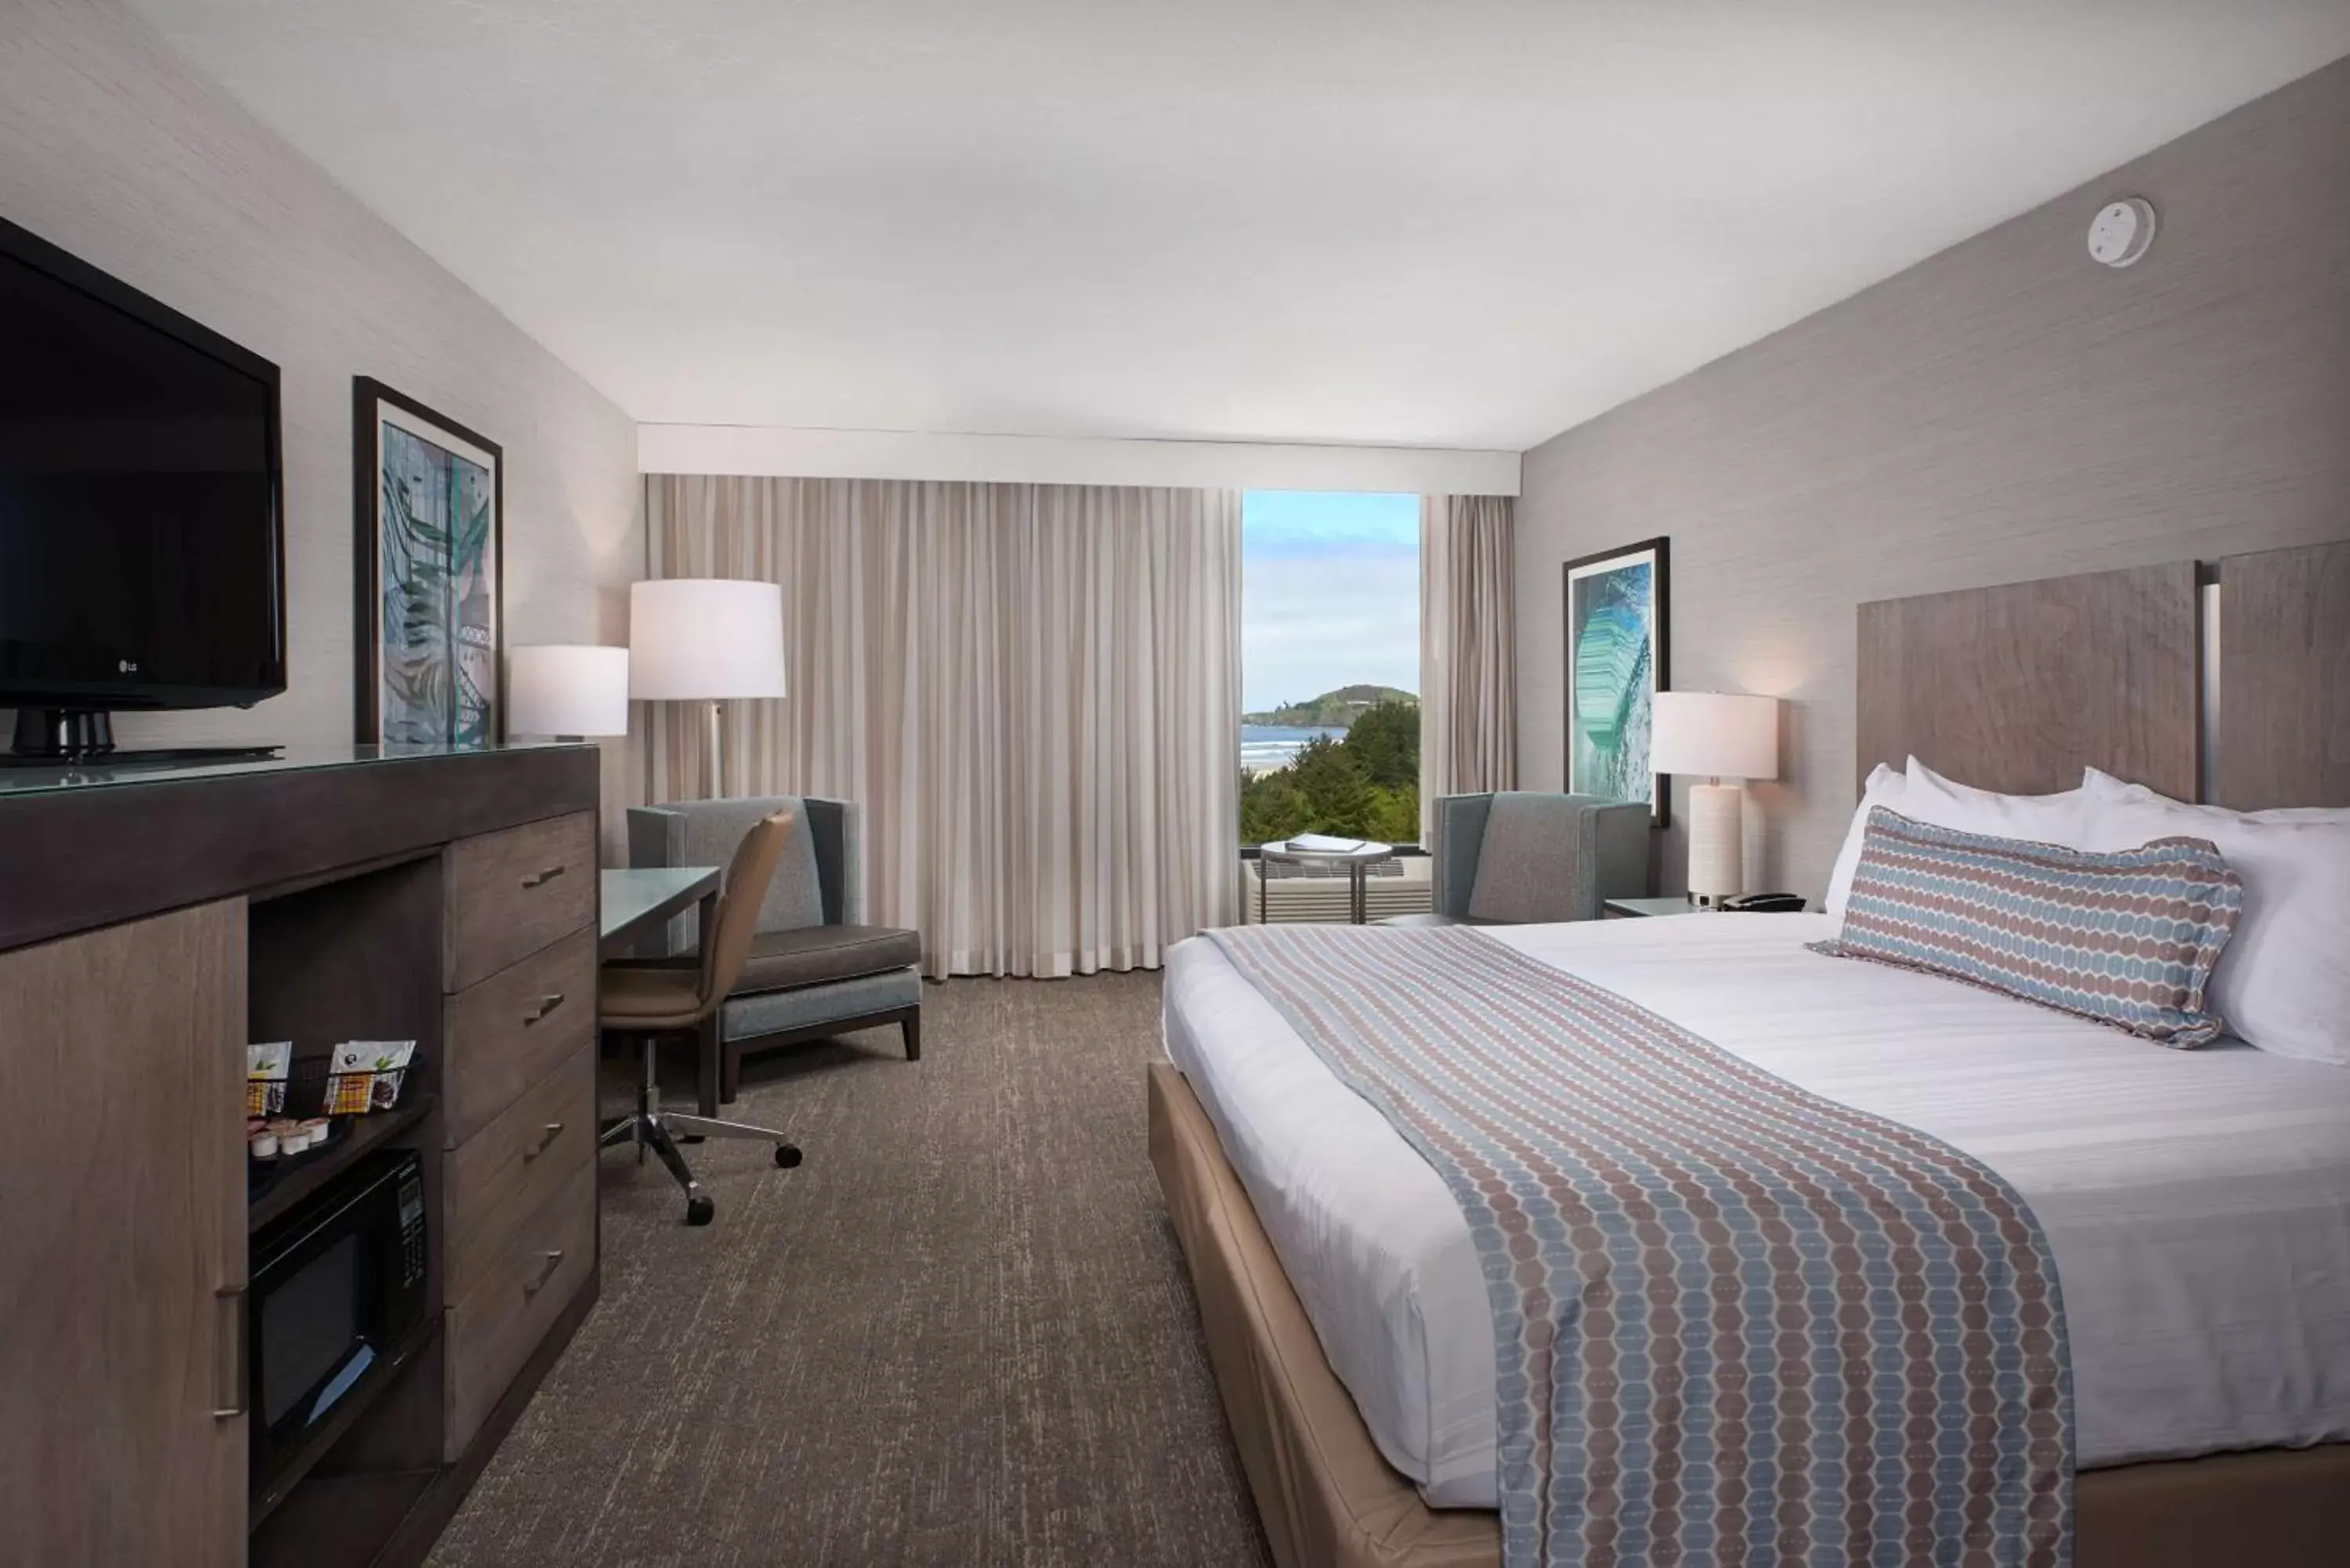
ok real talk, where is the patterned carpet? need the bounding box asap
[429,971,1273,1568]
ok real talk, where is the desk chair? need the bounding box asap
[599,809,804,1225]
[627,795,922,1104]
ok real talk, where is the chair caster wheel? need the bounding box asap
[775,1145,803,1169]
[686,1195,715,1226]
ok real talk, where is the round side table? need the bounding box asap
[1256,840,1397,925]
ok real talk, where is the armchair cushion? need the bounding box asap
[735,924,922,994]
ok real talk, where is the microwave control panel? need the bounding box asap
[397,1167,427,1289]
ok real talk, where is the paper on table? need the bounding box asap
[1285,833,1369,854]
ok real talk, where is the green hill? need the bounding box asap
[1243,685,1417,728]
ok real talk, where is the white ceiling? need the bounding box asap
[129,1,2350,451]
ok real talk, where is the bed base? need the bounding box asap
[1148,1061,2350,1568]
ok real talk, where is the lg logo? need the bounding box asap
[118,658,139,674]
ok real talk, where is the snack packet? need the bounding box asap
[247,1042,291,1117]
[326,1040,417,1115]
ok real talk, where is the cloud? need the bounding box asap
[1244,490,1419,555]
[1243,550,1419,711]
[1241,491,1422,712]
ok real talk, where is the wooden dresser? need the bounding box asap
[0,745,601,1568]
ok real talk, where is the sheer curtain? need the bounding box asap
[1419,493,1517,838]
[645,475,1242,977]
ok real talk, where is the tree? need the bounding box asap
[1340,699,1419,788]
[1368,781,1420,845]
[1239,768,1307,844]
[1286,733,1377,836]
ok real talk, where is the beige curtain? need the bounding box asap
[1419,493,1517,837]
[645,475,1242,978]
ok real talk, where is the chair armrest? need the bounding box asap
[1431,793,1495,919]
[799,797,863,927]
[1585,801,1653,905]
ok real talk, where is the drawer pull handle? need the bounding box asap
[523,1122,566,1161]
[523,992,566,1025]
[521,864,568,890]
[211,1285,248,1420]
[523,1249,565,1297]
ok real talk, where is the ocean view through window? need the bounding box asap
[1239,491,1420,848]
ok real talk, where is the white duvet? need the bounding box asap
[1162,914,2350,1509]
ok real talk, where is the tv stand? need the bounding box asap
[4,706,280,768]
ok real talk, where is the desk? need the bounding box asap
[601,865,721,959]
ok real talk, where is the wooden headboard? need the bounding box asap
[2215,541,2350,810]
[1855,562,2200,800]
[1856,542,2350,811]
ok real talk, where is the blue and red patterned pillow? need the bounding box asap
[1810,807,2243,1046]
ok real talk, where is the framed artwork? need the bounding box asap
[1561,536,1669,826]
[352,378,503,746]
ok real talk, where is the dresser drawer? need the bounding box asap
[446,1044,595,1302]
[445,1158,595,1460]
[443,927,595,1147]
[445,812,596,992]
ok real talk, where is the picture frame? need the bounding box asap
[352,378,504,747]
[1561,536,1670,827]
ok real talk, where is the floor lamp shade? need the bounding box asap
[508,645,630,738]
[629,578,787,798]
[628,579,788,702]
[1651,691,1781,903]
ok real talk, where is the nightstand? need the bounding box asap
[1603,895,1705,919]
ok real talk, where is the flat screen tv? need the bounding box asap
[0,214,285,764]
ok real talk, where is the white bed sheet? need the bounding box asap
[1162,914,2350,1509]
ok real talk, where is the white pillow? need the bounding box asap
[2078,769,2350,1065]
[1899,756,2096,847]
[2084,767,2350,826]
[1823,763,1905,919]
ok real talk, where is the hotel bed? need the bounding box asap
[1151,545,2350,1568]
[1166,912,2350,1510]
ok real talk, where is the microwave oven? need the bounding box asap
[248,1147,429,1500]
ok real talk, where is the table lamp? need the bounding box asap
[1650,691,1780,907]
[506,645,630,741]
[628,579,786,799]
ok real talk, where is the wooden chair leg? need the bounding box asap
[902,1009,921,1062]
[696,1013,721,1118]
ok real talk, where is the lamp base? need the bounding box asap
[1686,782,1744,903]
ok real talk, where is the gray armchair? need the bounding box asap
[1386,792,1650,927]
[627,795,922,1105]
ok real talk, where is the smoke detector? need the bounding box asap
[2088,197,2158,268]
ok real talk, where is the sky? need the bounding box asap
[1241,490,1419,716]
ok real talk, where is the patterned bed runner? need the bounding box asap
[1203,923,2070,1568]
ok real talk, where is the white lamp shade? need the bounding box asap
[628,579,787,701]
[507,645,630,737]
[1651,691,1780,781]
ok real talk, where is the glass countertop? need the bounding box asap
[0,739,597,800]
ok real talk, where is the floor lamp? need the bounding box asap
[629,579,787,800]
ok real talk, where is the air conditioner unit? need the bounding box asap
[1238,854,1434,924]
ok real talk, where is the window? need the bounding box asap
[1238,491,1420,847]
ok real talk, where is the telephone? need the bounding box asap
[1719,891,1807,914]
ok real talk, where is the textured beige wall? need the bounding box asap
[0,1,641,839]
[1514,54,2350,902]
